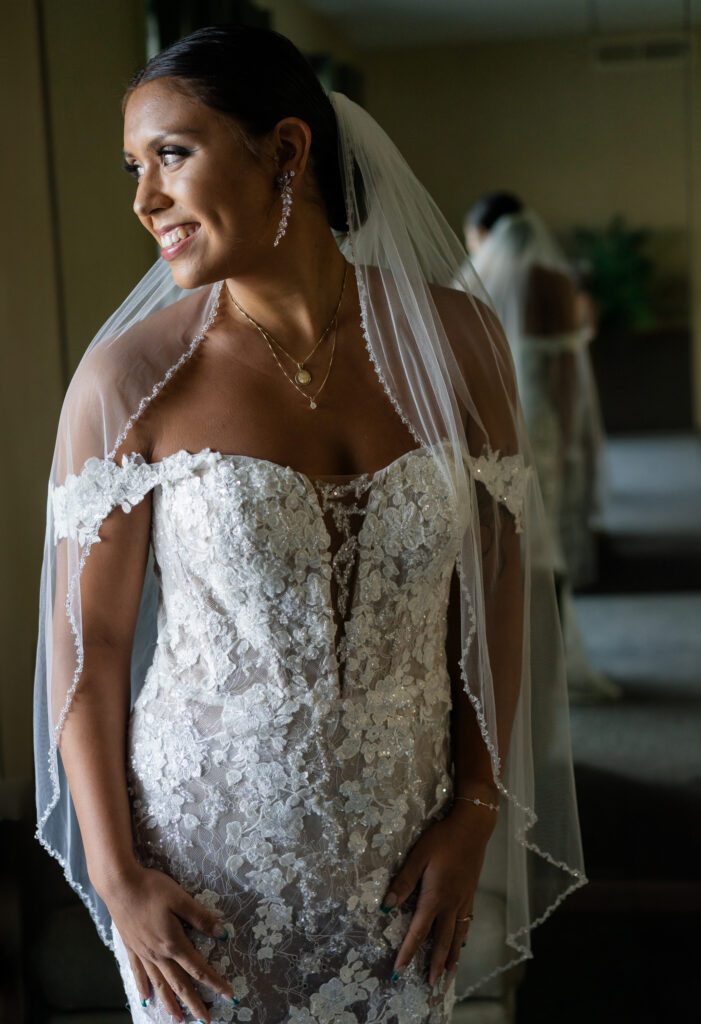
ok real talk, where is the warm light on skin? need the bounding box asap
[122,78,300,291]
[121,77,347,354]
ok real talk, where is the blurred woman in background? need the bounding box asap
[465,192,620,703]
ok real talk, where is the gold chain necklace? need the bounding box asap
[261,315,338,410]
[226,263,347,408]
[264,317,334,383]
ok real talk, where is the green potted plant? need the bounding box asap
[572,215,655,332]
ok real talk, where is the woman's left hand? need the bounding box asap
[381,803,497,988]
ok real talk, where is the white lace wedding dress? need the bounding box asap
[53,440,526,1023]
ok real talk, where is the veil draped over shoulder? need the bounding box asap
[34,91,586,1001]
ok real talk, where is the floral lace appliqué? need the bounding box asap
[58,443,522,1022]
[466,448,530,533]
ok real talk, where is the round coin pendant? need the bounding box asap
[295,368,312,386]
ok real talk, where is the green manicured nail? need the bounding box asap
[140,998,149,1007]
[390,970,400,983]
[380,893,398,913]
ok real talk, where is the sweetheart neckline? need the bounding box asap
[144,442,440,487]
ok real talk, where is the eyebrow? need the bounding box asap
[122,128,202,158]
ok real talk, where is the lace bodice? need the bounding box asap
[51,442,528,1023]
[52,443,528,548]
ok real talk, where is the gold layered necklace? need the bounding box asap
[226,263,347,410]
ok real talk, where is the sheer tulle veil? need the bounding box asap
[34,88,586,1000]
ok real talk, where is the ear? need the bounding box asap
[271,117,313,180]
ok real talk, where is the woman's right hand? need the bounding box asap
[96,862,238,1022]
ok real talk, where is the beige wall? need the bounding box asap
[358,33,690,236]
[263,0,357,61]
[356,32,699,422]
[0,0,150,781]
[1,1,63,780]
[42,0,153,370]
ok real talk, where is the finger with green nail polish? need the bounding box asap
[380,892,398,914]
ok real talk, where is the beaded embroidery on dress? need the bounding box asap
[51,442,527,1024]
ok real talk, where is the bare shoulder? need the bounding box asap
[427,281,519,451]
[62,289,213,465]
[72,288,207,384]
[427,281,515,397]
[524,264,578,334]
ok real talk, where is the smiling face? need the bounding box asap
[123,78,277,288]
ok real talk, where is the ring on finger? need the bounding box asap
[456,912,474,923]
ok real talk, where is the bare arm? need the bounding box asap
[446,563,497,800]
[446,496,524,807]
[384,289,525,987]
[449,298,526,797]
[55,485,152,892]
[526,263,581,454]
[51,432,236,1021]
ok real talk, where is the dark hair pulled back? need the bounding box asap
[467,191,524,232]
[125,24,349,233]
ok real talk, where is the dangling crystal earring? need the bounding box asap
[273,169,295,247]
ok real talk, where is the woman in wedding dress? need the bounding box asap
[465,192,620,703]
[34,27,586,1024]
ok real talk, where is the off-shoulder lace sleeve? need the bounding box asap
[51,453,158,545]
[466,449,530,534]
[50,449,220,545]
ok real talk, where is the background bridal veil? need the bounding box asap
[469,207,608,585]
[34,88,586,1000]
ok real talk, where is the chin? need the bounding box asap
[167,262,218,292]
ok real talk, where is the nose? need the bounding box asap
[133,170,172,222]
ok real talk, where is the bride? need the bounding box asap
[34,25,586,1023]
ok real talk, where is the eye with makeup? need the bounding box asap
[122,145,192,181]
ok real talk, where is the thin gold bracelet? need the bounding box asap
[453,795,499,812]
